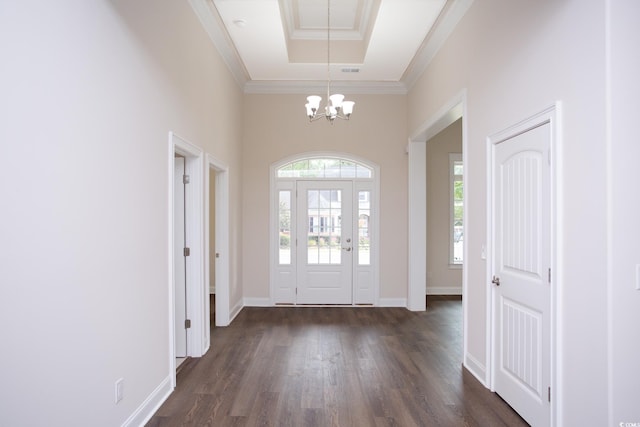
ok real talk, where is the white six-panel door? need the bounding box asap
[296,181,353,304]
[492,122,551,427]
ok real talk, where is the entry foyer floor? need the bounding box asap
[147,297,527,426]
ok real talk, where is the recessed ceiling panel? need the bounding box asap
[212,0,448,82]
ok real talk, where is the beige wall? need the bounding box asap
[408,0,609,425]
[426,119,462,294]
[242,94,408,301]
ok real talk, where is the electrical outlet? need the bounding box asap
[115,378,124,404]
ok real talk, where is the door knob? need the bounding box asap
[342,247,351,252]
[492,275,501,286]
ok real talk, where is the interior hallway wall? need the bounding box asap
[408,0,614,425]
[0,1,243,425]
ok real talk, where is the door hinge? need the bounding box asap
[548,268,551,283]
[185,319,191,329]
[184,247,190,257]
[548,386,551,402]
[183,174,190,184]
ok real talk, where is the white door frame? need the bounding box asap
[486,103,561,427]
[407,91,467,312]
[270,152,380,306]
[204,154,231,327]
[168,132,206,388]
[408,96,467,305]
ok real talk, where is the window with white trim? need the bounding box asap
[450,154,463,265]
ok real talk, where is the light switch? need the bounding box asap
[481,244,487,260]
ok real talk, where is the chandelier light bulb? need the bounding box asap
[329,94,344,108]
[341,101,355,117]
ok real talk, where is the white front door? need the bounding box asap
[296,181,353,304]
[174,157,187,357]
[492,123,551,426]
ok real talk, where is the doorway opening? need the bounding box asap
[169,132,205,387]
[407,91,467,376]
[426,118,464,299]
[205,154,231,327]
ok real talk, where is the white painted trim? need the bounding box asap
[404,0,475,89]
[407,141,427,311]
[169,132,206,391]
[379,298,407,307]
[229,298,243,323]
[408,90,467,313]
[166,135,176,388]
[188,0,248,88]
[464,352,487,387]
[244,80,408,95]
[205,154,231,327]
[426,287,462,295]
[486,103,561,427]
[243,298,272,307]
[121,375,172,427]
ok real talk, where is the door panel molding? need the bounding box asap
[487,103,561,427]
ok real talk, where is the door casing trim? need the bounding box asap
[486,103,561,427]
[168,132,206,388]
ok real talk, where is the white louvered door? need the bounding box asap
[492,122,551,427]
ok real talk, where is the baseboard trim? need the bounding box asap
[464,352,487,388]
[378,298,407,307]
[243,297,271,307]
[229,298,244,323]
[240,298,408,308]
[426,286,462,295]
[122,375,172,427]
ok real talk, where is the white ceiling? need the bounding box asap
[189,0,474,93]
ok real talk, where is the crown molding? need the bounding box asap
[403,0,475,90]
[244,80,408,95]
[188,0,249,88]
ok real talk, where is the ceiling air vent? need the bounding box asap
[341,68,360,73]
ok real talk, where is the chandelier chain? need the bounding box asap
[326,0,331,99]
[304,0,354,123]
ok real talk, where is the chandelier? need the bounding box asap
[304,0,355,123]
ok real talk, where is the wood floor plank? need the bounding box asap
[147,299,528,427]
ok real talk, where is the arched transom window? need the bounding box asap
[277,157,373,179]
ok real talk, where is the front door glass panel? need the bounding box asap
[306,189,342,265]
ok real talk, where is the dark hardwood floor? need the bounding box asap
[148,297,527,426]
